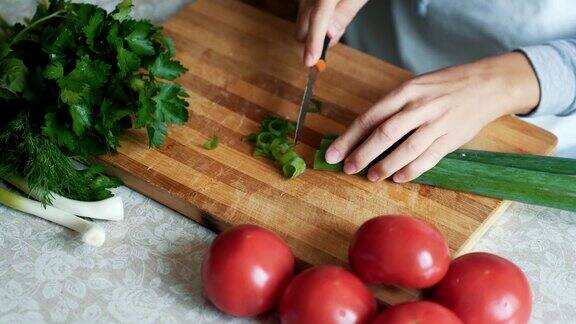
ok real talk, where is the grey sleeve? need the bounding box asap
[518,39,576,117]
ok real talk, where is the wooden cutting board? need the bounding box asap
[99,0,556,304]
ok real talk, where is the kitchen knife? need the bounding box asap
[294,36,330,144]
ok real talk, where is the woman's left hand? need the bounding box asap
[324,52,541,183]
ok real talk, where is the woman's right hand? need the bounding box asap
[296,0,369,66]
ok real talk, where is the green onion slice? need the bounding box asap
[203,135,219,150]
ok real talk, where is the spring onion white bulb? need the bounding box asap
[7,177,124,221]
[0,187,106,246]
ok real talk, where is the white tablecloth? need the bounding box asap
[1,187,575,324]
[1,1,575,323]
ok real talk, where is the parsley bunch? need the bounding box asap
[0,0,189,203]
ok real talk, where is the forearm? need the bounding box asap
[518,39,576,117]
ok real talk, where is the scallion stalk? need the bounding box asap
[5,176,124,221]
[0,187,106,246]
[313,134,576,212]
[447,149,576,175]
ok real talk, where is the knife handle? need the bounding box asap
[314,36,330,73]
[320,36,330,61]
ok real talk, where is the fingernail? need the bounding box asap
[325,149,341,164]
[368,170,380,182]
[344,162,357,174]
[305,53,316,67]
[393,173,405,183]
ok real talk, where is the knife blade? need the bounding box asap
[294,36,330,144]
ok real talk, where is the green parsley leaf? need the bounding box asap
[111,0,133,22]
[43,25,74,54]
[43,112,78,152]
[150,54,187,80]
[135,87,154,128]
[69,103,92,135]
[117,46,140,76]
[83,10,105,48]
[43,61,64,80]
[106,23,122,48]
[125,21,155,56]
[57,55,110,104]
[147,120,168,148]
[152,83,189,124]
[0,58,28,93]
[154,33,176,57]
[203,135,219,150]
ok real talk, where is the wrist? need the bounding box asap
[488,52,541,116]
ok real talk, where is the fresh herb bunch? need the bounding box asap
[0,0,189,203]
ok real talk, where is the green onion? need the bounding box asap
[447,149,576,175]
[313,133,576,212]
[278,150,299,166]
[247,117,306,178]
[267,119,287,136]
[313,150,343,172]
[256,132,274,148]
[203,135,219,150]
[282,157,306,178]
[319,138,334,151]
[270,138,293,160]
[253,147,268,157]
[0,187,106,246]
[414,158,576,212]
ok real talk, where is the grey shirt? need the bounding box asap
[345,0,576,118]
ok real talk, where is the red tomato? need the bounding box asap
[348,215,450,288]
[431,252,532,324]
[279,266,377,324]
[201,224,294,317]
[372,301,463,324]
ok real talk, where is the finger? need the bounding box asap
[296,0,313,42]
[392,135,459,183]
[343,101,436,174]
[305,0,338,66]
[325,82,420,165]
[328,0,369,43]
[367,122,447,182]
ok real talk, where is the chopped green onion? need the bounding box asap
[256,132,274,148]
[282,157,306,178]
[270,138,292,160]
[253,147,268,157]
[278,150,299,166]
[319,138,335,151]
[268,119,287,136]
[203,135,219,150]
[247,117,307,178]
[314,150,343,172]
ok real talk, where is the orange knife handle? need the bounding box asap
[315,59,327,73]
[315,36,330,73]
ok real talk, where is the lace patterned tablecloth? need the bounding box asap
[1,1,575,323]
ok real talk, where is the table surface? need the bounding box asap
[0,1,575,323]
